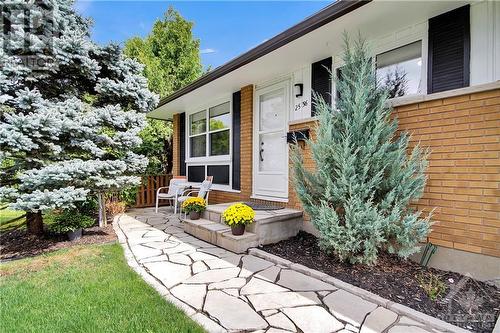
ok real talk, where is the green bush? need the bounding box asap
[291,34,430,265]
[74,196,99,217]
[48,210,95,234]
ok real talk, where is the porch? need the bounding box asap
[182,202,303,253]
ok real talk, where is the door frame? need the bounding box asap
[251,78,291,202]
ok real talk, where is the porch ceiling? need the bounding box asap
[149,0,472,120]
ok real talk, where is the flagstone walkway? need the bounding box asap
[114,208,466,333]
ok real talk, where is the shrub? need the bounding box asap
[291,34,430,265]
[48,210,95,234]
[418,273,446,301]
[106,200,127,217]
[222,203,255,226]
[182,197,206,213]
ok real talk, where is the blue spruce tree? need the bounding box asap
[292,35,431,265]
[0,0,158,234]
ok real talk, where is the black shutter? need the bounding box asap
[311,57,332,116]
[232,91,241,190]
[428,5,470,94]
[179,112,186,176]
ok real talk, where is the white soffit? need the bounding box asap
[149,0,471,120]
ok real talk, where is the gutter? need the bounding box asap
[157,0,371,108]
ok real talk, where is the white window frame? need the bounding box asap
[332,21,428,104]
[185,95,233,190]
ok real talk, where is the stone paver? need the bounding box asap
[277,269,337,291]
[324,289,378,327]
[204,290,267,331]
[115,208,462,333]
[282,306,344,333]
[360,307,398,333]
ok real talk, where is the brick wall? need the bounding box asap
[285,88,500,257]
[394,89,500,257]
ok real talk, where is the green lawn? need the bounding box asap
[0,208,26,233]
[0,243,206,333]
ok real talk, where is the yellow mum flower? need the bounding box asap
[222,203,255,226]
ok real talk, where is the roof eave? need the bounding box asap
[156,0,371,108]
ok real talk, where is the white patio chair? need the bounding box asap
[177,176,213,219]
[155,176,187,214]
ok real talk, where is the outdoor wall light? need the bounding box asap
[294,83,303,97]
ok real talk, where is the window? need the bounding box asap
[187,164,230,186]
[186,99,232,188]
[209,102,230,156]
[376,41,423,98]
[188,102,230,158]
[189,111,206,157]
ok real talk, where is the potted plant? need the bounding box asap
[48,209,95,241]
[182,197,206,220]
[222,203,255,236]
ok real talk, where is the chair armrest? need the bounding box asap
[157,186,170,194]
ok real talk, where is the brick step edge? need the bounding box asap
[248,248,470,333]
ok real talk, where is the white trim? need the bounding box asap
[388,80,500,107]
[183,181,239,193]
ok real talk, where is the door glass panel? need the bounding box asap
[258,132,285,172]
[259,88,285,132]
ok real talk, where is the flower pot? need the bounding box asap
[67,228,82,241]
[189,211,201,220]
[231,224,245,236]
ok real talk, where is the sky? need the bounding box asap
[74,1,330,69]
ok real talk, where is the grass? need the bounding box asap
[0,243,206,333]
[0,208,26,233]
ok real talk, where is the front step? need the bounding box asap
[182,218,258,253]
[202,203,303,245]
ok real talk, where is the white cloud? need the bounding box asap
[200,48,217,54]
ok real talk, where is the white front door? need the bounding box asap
[253,80,289,200]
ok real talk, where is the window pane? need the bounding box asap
[190,135,206,157]
[207,165,230,185]
[188,166,205,183]
[190,111,206,135]
[376,41,422,98]
[209,102,230,131]
[210,130,229,156]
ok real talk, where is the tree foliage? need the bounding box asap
[0,0,158,232]
[124,7,203,175]
[292,35,431,265]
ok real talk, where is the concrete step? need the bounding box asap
[182,218,258,254]
[202,203,303,245]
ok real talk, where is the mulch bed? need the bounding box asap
[262,231,500,333]
[0,224,117,261]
